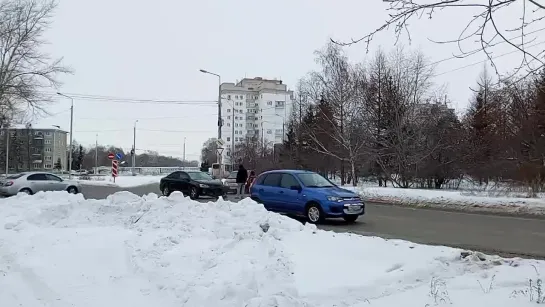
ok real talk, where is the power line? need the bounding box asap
[39,91,218,105]
[75,128,213,133]
[434,40,545,77]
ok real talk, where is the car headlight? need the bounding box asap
[199,184,210,188]
[327,196,342,202]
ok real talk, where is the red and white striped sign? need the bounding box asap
[111,160,119,178]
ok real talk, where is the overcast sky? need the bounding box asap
[34,0,539,161]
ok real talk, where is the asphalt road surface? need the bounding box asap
[81,183,545,259]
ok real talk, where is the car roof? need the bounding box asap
[259,169,315,175]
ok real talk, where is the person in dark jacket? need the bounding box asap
[235,164,248,198]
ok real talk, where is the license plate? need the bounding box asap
[347,205,362,212]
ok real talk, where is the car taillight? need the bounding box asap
[4,181,13,186]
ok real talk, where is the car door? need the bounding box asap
[44,174,66,191]
[163,172,180,192]
[276,173,303,214]
[25,173,48,192]
[178,172,192,194]
[258,173,282,211]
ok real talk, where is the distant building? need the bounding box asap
[0,124,68,172]
[220,77,293,166]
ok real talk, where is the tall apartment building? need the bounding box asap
[219,77,293,166]
[0,125,68,172]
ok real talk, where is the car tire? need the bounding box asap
[67,186,78,194]
[19,188,33,195]
[162,186,171,196]
[306,202,324,224]
[343,215,358,223]
[190,187,199,200]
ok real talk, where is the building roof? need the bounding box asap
[7,124,68,133]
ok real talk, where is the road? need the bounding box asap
[81,183,545,259]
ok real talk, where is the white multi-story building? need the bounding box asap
[219,77,293,166]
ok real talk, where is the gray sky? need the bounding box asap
[34,0,538,160]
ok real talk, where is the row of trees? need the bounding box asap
[69,141,198,171]
[214,43,545,195]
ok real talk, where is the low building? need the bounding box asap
[0,124,68,172]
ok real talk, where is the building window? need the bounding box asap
[275,101,285,107]
[267,101,272,105]
[45,147,52,152]
[227,95,231,99]
[44,164,52,169]
[45,131,51,136]
[33,163,41,169]
[45,156,52,161]
[227,116,231,120]
[267,129,272,134]
[227,123,230,127]
[227,109,231,112]
[44,139,52,144]
[226,137,230,142]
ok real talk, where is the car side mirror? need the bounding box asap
[290,185,302,192]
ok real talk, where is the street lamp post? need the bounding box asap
[57,92,74,178]
[132,120,138,175]
[200,69,223,176]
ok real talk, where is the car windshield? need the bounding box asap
[188,172,213,180]
[228,171,238,179]
[296,173,335,188]
[6,173,24,179]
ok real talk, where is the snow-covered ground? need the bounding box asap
[342,183,545,216]
[1,191,544,306]
[75,175,164,188]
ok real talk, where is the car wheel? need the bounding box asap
[306,203,324,224]
[67,186,78,194]
[162,186,171,196]
[190,187,199,200]
[343,215,358,223]
[19,188,33,195]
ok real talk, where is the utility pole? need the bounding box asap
[95,134,98,174]
[231,105,235,171]
[183,137,186,168]
[57,92,74,179]
[132,120,138,174]
[5,129,9,176]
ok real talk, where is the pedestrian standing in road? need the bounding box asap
[236,164,248,199]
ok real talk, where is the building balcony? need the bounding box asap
[32,160,43,164]
[246,116,256,121]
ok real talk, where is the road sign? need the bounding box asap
[216,139,225,147]
[111,160,119,179]
[115,152,123,160]
[107,153,115,160]
[216,147,224,155]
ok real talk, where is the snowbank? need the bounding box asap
[1,191,544,306]
[344,185,545,215]
[76,175,164,188]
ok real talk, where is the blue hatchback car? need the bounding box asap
[250,170,365,223]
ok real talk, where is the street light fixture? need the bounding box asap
[56,92,74,178]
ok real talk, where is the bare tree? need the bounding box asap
[300,43,367,186]
[333,0,545,80]
[0,0,71,120]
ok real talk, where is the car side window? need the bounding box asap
[262,173,281,187]
[179,172,190,180]
[167,172,180,179]
[27,174,47,181]
[45,174,62,182]
[279,174,299,189]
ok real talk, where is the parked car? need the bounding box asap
[160,170,228,199]
[0,172,83,196]
[223,171,239,194]
[250,170,365,223]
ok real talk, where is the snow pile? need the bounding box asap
[76,175,164,188]
[1,191,545,306]
[344,185,545,215]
